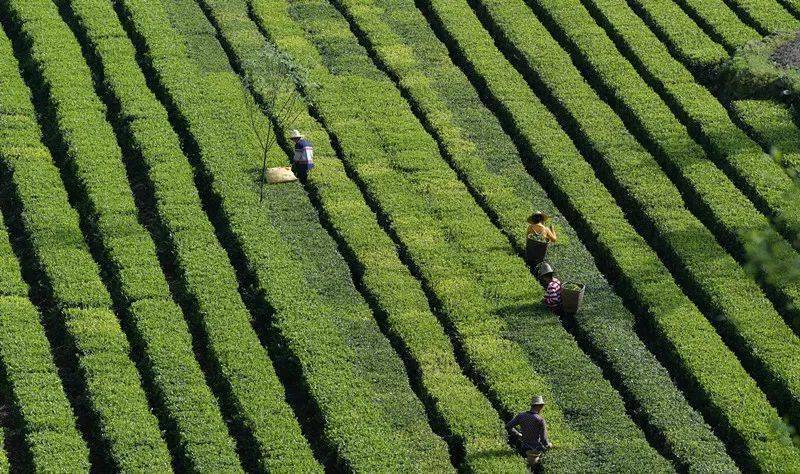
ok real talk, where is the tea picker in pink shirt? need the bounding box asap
[537,262,563,315]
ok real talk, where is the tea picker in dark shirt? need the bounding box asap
[289,129,314,181]
[506,395,552,464]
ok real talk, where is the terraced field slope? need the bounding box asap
[0,0,798,471]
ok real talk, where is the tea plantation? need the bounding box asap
[0,0,798,471]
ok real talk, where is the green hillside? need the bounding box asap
[0,0,798,471]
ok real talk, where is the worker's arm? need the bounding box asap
[541,419,553,449]
[505,413,521,431]
[545,225,557,243]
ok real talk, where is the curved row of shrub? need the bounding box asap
[524,0,800,338]
[0,2,172,470]
[316,0,736,470]
[113,0,456,470]
[0,34,89,470]
[10,0,247,470]
[575,0,800,247]
[182,0,589,470]
[0,298,87,472]
[60,0,323,470]
[513,0,800,407]
[731,99,800,175]
[623,0,728,75]
[719,0,799,35]
[476,0,800,428]
[418,0,800,469]
[244,0,674,470]
[582,0,800,314]
[0,49,89,474]
[191,1,526,471]
[670,0,760,51]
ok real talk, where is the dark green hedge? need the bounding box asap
[245,0,674,470]
[0,2,171,469]
[419,0,800,469]
[318,0,739,469]
[61,0,320,470]
[115,0,454,469]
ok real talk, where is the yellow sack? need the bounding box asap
[266,166,297,184]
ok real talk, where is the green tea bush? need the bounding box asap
[474,0,800,431]
[623,0,728,77]
[0,44,88,465]
[581,0,800,244]
[0,3,171,469]
[61,0,319,470]
[419,0,800,469]
[193,0,525,470]
[671,0,759,51]
[115,0,455,470]
[5,0,253,470]
[311,0,735,469]
[732,99,800,175]
[242,0,671,470]
[717,0,799,35]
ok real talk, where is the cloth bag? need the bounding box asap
[266,167,298,184]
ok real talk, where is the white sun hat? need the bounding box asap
[289,129,304,139]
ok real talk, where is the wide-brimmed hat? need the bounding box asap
[531,395,545,406]
[289,129,304,139]
[528,211,550,223]
[536,262,554,279]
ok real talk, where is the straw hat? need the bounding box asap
[531,395,545,406]
[527,211,550,224]
[289,129,304,139]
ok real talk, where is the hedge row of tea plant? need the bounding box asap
[418,0,800,469]
[731,99,800,175]
[114,0,455,470]
[497,0,800,405]
[564,0,800,329]
[244,0,674,470]
[0,31,88,471]
[221,0,618,471]
[474,0,800,430]
[622,0,728,75]
[513,0,800,337]
[0,1,172,470]
[315,0,736,470]
[60,0,321,470]
[719,0,799,35]
[9,0,246,470]
[580,0,800,245]
[671,0,760,51]
[192,0,526,471]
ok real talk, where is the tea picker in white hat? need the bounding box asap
[506,395,553,466]
[289,129,314,181]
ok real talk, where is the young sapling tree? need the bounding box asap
[239,43,312,202]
